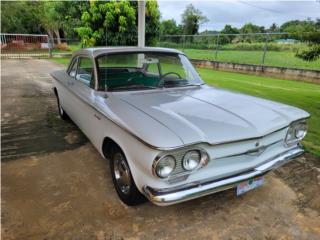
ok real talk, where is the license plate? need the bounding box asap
[236,176,264,196]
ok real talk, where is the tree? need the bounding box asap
[295,32,320,61]
[240,23,265,42]
[145,0,161,46]
[38,1,89,43]
[279,19,320,61]
[181,4,208,35]
[1,1,44,34]
[160,19,180,35]
[76,0,160,47]
[220,24,239,44]
[280,19,316,34]
[268,23,279,33]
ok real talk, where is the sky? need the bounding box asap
[158,0,320,31]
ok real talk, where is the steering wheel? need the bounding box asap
[161,72,182,79]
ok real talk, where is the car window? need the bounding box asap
[68,58,78,78]
[97,53,203,91]
[76,57,94,87]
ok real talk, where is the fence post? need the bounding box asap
[48,36,53,58]
[182,35,186,52]
[214,34,220,60]
[262,33,269,66]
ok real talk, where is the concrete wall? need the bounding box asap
[191,59,320,84]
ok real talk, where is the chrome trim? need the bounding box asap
[152,147,210,180]
[152,154,176,178]
[284,120,308,147]
[51,75,309,152]
[143,146,304,206]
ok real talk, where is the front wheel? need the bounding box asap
[109,145,146,206]
[56,95,69,120]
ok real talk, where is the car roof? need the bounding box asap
[72,47,184,58]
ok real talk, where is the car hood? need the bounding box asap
[107,85,309,148]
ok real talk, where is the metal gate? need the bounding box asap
[0,33,51,59]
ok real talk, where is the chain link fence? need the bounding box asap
[0,33,50,58]
[157,32,320,70]
[2,32,319,71]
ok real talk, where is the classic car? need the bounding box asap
[51,47,309,206]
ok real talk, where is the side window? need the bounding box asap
[76,57,94,87]
[68,58,78,77]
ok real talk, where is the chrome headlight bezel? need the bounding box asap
[182,149,209,171]
[284,120,308,147]
[153,155,176,178]
[153,147,210,179]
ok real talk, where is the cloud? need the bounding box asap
[158,0,320,31]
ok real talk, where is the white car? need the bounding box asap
[51,47,309,206]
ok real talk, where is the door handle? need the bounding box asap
[67,81,74,86]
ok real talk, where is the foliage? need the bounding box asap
[145,0,161,46]
[160,19,181,35]
[268,23,280,33]
[281,21,320,61]
[1,1,43,34]
[159,41,304,52]
[219,25,239,44]
[239,23,266,42]
[76,0,160,47]
[280,20,317,34]
[181,4,208,35]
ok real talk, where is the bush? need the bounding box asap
[158,41,306,52]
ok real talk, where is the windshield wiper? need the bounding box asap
[109,84,158,91]
[164,82,204,88]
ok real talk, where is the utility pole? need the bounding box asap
[138,0,146,47]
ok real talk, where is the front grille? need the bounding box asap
[171,150,186,175]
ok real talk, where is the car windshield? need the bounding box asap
[96,52,204,91]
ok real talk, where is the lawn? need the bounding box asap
[182,49,320,71]
[50,57,320,156]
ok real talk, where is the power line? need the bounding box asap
[238,0,314,19]
[238,1,283,14]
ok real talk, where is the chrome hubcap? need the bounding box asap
[113,153,132,195]
[59,102,64,115]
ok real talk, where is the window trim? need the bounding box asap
[95,51,183,91]
[67,57,78,78]
[75,56,95,89]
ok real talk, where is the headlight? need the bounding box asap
[154,155,176,178]
[183,150,201,171]
[285,120,307,146]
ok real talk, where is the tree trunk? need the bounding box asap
[54,29,61,44]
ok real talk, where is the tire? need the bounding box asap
[109,145,147,206]
[56,94,69,120]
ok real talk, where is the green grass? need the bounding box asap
[51,57,71,65]
[50,57,320,156]
[182,49,320,71]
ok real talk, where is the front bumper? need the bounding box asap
[143,146,304,206]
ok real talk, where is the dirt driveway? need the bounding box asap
[1,59,320,240]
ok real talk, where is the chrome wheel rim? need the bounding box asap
[113,153,132,195]
[58,102,64,115]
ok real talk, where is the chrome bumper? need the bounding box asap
[143,146,304,206]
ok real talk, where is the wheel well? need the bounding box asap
[102,137,121,159]
[53,87,58,97]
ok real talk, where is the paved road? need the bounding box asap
[1,59,87,160]
[1,59,320,240]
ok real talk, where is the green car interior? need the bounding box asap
[96,52,202,91]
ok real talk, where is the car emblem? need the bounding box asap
[255,141,260,147]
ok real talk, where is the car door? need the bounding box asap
[66,56,101,146]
